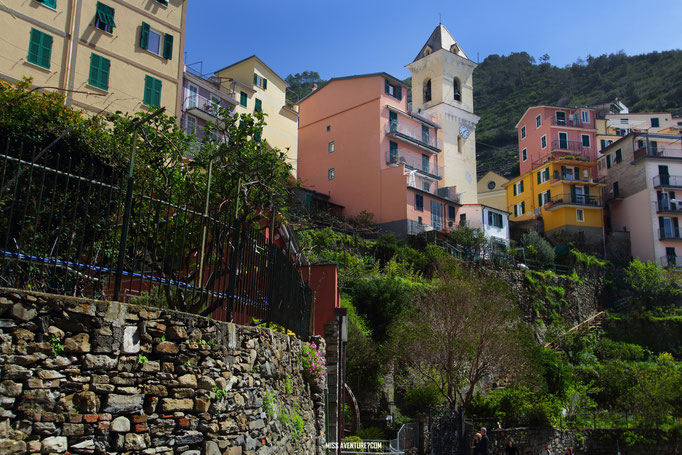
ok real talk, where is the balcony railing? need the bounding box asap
[532,150,592,168]
[549,193,603,208]
[551,139,591,153]
[183,93,225,117]
[659,228,682,241]
[551,117,586,128]
[386,151,442,179]
[655,201,682,213]
[387,121,440,151]
[406,175,460,203]
[436,187,461,203]
[634,145,682,161]
[552,172,605,184]
[660,255,680,268]
[653,175,682,188]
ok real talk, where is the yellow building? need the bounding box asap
[477,171,509,212]
[215,56,299,176]
[0,0,186,116]
[505,157,605,244]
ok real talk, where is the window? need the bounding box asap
[328,141,335,153]
[556,111,566,125]
[384,79,402,100]
[253,73,268,89]
[651,117,660,128]
[513,180,524,196]
[154,0,169,5]
[88,53,110,91]
[536,115,541,128]
[431,201,443,230]
[210,96,220,115]
[326,125,331,132]
[558,132,568,149]
[34,0,57,8]
[487,181,496,190]
[541,135,547,149]
[513,201,525,217]
[620,118,628,124]
[95,2,116,33]
[328,168,335,180]
[239,91,247,107]
[389,111,398,131]
[423,79,431,102]
[600,139,607,151]
[615,149,622,163]
[415,194,424,211]
[143,75,162,107]
[453,78,461,101]
[576,209,584,222]
[184,115,196,135]
[488,211,504,228]
[581,111,590,123]
[538,190,551,206]
[522,148,527,161]
[613,182,620,199]
[254,98,262,112]
[606,154,612,169]
[459,213,467,226]
[139,23,171,58]
[521,126,526,139]
[187,84,198,108]
[422,125,430,144]
[421,154,430,173]
[418,216,423,224]
[27,28,53,69]
[448,205,456,220]
[389,141,398,162]
[581,134,590,147]
[537,167,549,184]
[423,181,430,192]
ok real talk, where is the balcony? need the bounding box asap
[550,117,586,128]
[633,144,682,161]
[386,121,441,153]
[660,255,681,269]
[655,201,682,214]
[552,139,591,153]
[532,147,592,168]
[659,228,682,241]
[407,175,460,203]
[652,175,682,189]
[183,93,225,122]
[386,151,442,179]
[546,192,603,209]
[552,171,605,185]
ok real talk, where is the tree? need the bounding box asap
[285,71,325,105]
[395,261,528,409]
[624,260,681,311]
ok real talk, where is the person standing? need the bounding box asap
[505,439,519,455]
[479,427,489,455]
[539,443,552,455]
[472,433,482,455]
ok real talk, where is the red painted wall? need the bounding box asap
[300,264,340,336]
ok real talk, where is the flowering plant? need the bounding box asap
[301,341,325,380]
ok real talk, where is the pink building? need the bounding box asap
[517,106,598,174]
[297,73,461,236]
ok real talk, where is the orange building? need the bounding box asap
[517,106,598,175]
[297,73,461,236]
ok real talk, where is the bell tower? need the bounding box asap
[406,24,479,204]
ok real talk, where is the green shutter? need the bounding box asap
[521,201,525,214]
[163,33,173,59]
[28,29,52,69]
[263,78,267,90]
[153,78,162,107]
[385,79,390,94]
[571,185,576,203]
[240,92,247,107]
[88,53,109,90]
[513,184,517,196]
[140,22,150,49]
[155,0,169,5]
[255,99,262,112]
[544,167,549,181]
[36,0,57,8]
[547,189,551,202]
[537,171,541,184]
[674,218,680,237]
[144,75,161,107]
[538,193,542,207]
[520,180,524,193]
[96,2,116,28]
[253,73,258,85]
[397,86,402,100]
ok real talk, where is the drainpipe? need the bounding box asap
[65,0,82,106]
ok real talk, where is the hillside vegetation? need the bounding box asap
[474,50,682,177]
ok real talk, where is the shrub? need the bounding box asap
[398,383,443,417]
[521,231,555,265]
[596,338,648,361]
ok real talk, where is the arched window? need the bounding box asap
[453,78,461,101]
[423,79,432,103]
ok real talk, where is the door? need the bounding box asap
[558,132,568,149]
[389,111,398,132]
[422,125,430,145]
[666,247,677,267]
[431,201,443,231]
[659,165,670,186]
[187,84,198,108]
[658,191,670,211]
[422,154,430,173]
[573,185,585,204]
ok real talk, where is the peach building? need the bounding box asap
[517,106,598,175]
[297,73,461,236]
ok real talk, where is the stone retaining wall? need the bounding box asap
[0,289,326,454]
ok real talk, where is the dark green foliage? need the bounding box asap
[603,314,682,357]
[285,71,326,105]
[521,231,555,265]
[397,383,443,417]
[474,50,682,178]
[355,426,386,441]
[624,260,681,312]
[596,338,648,361]
[447,226,487,259]
[468,386,562,427]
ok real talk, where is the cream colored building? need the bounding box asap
[0,0,186,116]
[477,171,509,212]
[406,25,480,204]
[597,112,675,153]
[215,56,299,176]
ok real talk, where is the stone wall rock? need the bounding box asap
[0,289,327,454]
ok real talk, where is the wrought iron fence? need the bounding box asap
[0,137,312,337]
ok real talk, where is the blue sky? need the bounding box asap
[185,0,682,82]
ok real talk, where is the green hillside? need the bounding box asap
[474,50,682,178]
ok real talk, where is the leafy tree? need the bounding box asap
[521,230,555,265]
[447,226,487,259]
[624,260,681,311]
[285,71,326,104]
